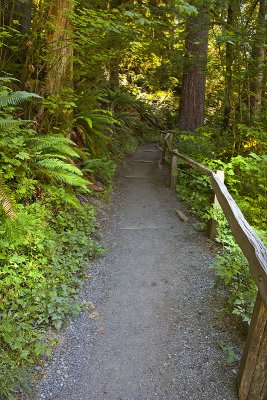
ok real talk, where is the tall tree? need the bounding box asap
[178,2,210,131]
[223,0,240,130]
[250,0,267,122]
[46,0,74,94]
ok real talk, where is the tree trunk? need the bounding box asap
[109,57,120,90]
[107,0,124,89]
[250,0,266,122]
[17,0,32,34]
[46,0,74,94]
[223,0,240,130]
[178,3,209,132]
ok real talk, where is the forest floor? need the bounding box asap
[34,144,244,400]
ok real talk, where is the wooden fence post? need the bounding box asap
[165,132,173,162]
[208,170,224,239]
[171,151,178,190]
[167,148,267,400]
[162,142,167,163]
[237,293,267,400]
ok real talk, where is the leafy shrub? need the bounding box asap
[209,208,258,324]
[174,128,216,160]
[176,166,212,220]
[0,200,102,399]
[82,158,116,186]
[0,85,89,215]
[0,81,103,398]
[174,143,266,324]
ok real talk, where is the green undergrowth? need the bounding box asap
[208,207,260,324]
[0,83,163,399]
[174,132,267,325]
[75,88,162,196]
[0,199,102,399]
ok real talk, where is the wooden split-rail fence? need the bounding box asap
[162,132,267,400]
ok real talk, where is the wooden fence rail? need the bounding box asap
[162,132,267,400]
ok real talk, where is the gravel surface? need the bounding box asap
[34,144,242,400]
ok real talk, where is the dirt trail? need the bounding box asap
[36,144,240,400]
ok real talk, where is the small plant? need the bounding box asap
[209,207,258,324]
[0,80,101,398]
[174,142,265,324]
[0,201,102,398]
[219,341,240,365]
[82,157,116,186]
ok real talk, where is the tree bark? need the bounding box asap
[250,0,266,122]
[109,57,120,90]
[223,0,240,130]
[45,0,74,94]
[17,0,32,34]
[178,3,209,132]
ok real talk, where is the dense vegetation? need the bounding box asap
[0,0,266,398]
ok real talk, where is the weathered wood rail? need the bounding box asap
[162,132,267,400]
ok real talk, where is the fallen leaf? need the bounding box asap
[89,310,100,319]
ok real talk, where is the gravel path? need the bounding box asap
[35,144,241,400]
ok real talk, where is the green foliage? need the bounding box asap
[209,208,258,324]
[73,88,162,180]
[0,86,89,206]
[206,154,267,230]
[175,145,265,323]
[219,341,240,365]
[176,166,212,220]
[0,201,102,398]
[175,129,267,230]
[82,158,116,186]
[0,91,42,107]
[0,82,101,398]
[40,88,77,132]
[175,128,216,160]
[75,109,117,157]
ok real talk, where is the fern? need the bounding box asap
[0,77,20,83]
[36,159,83,176]
[0,118,21,127]
[38,168,89,189]
[32,136,80,158]
[103,89,138,114]
[0,180,15,219]
[29,135,90,191]
[36,159,89,190]
[0,86,90,205]
[37,154,68,161]
[41,184,81,207]
[75,111,118,156]
[0,91,42,107]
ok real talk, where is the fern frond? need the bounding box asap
[39,169,89,190]
[62,192,83,207]
[36,159,83,176]
[37,154,68,161]
[32,136,79,158]
[33,135,75,148]
[0,184,15,219]
[0,118,20,127]
[0,91,42,107]
[0,77,20,83]
[41,184,82,208]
